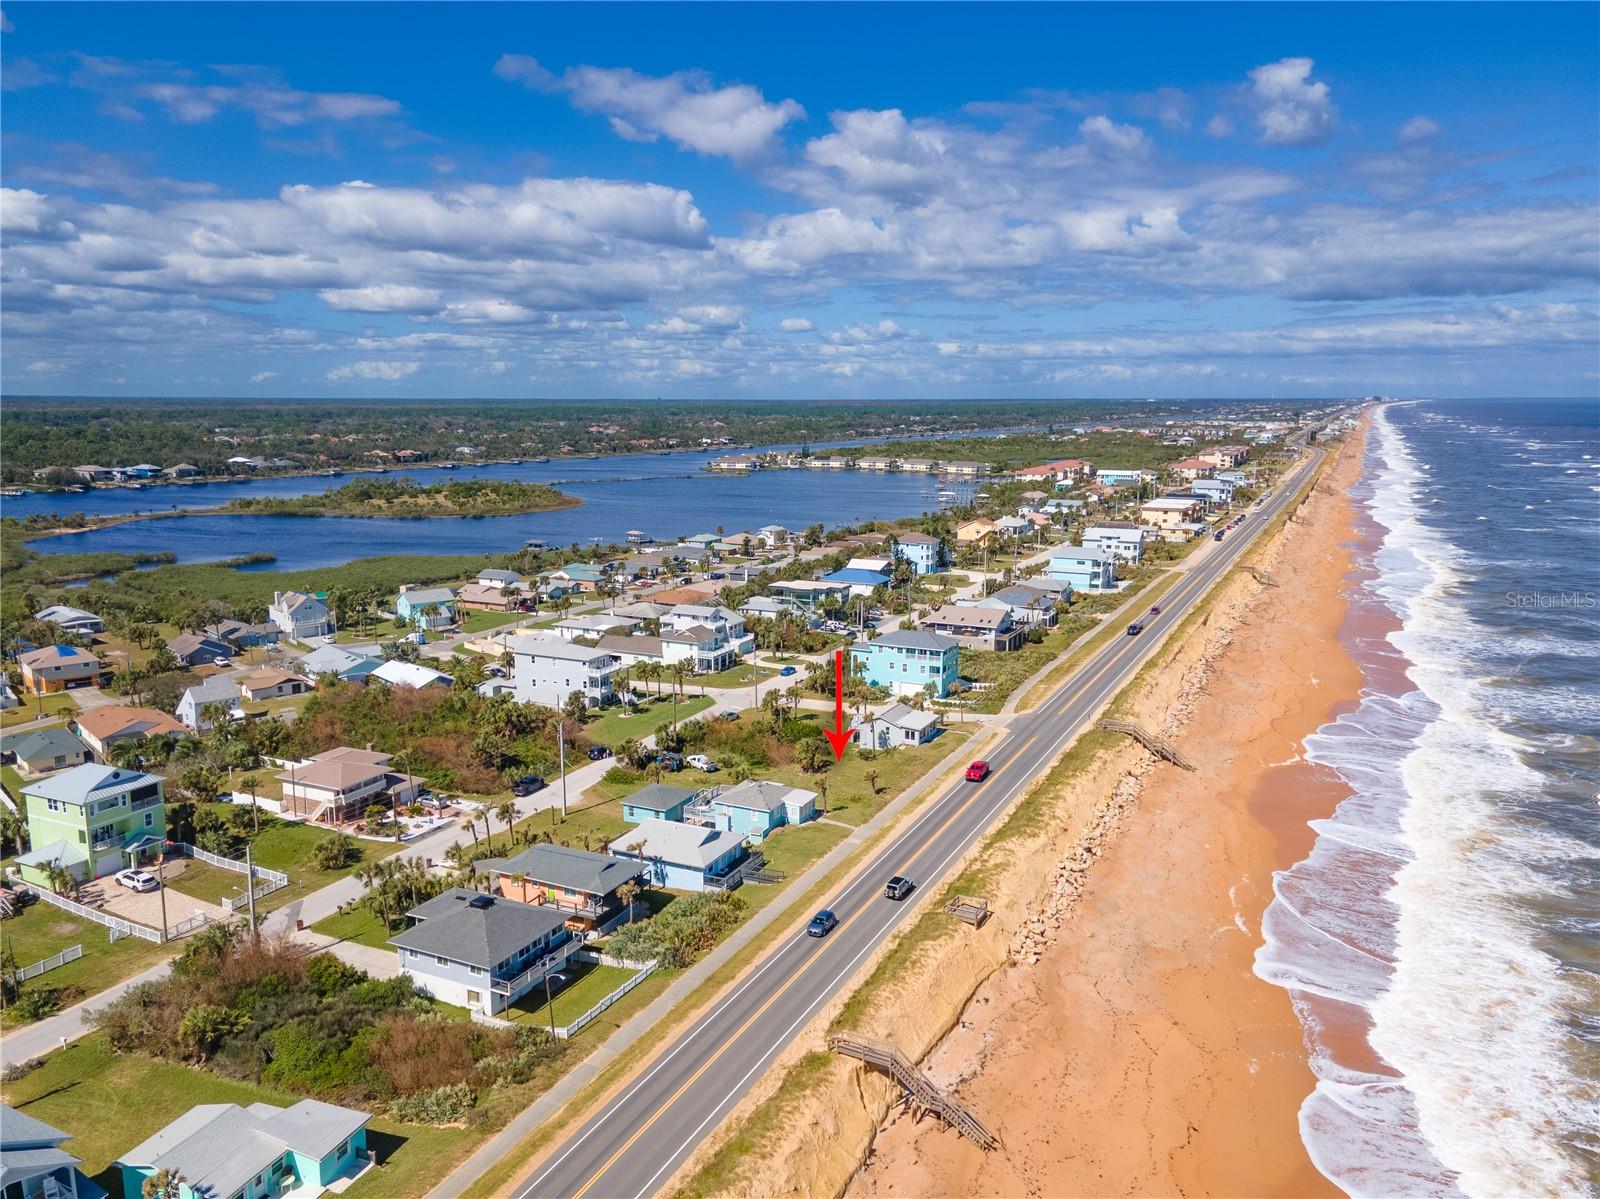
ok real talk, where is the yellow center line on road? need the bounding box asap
[565,734,1038,1199]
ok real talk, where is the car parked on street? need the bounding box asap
[807,909,839,937]
[115,868,158,893]
[511,775,547,797]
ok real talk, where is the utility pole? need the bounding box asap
[557,721,568,818]
[157,851,169,944]
[244,841,258,941]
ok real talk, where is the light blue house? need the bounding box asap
[891,533,945,576]
[1047,547,1119,591]
[2,1103,103,1199]
[609,818,748,891]
[622,782,696,824]
[395,586,457,630]
[686,780,817,841]
[1216,469,1249,486]
[821,568,891,598]
[297,644,381,683]
[1190,478,1236,505]
[850,629,961,699]
[118,1099,370,1199]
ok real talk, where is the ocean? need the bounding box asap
[1256,399,1600,1198]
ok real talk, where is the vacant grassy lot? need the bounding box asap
[0,901,173,1027]
[164,806,401,913]
[457,607,529,635]
[583,695,713,746]
[696,663,776,688]
[0,1035,469,1198]
[309,903,396,949]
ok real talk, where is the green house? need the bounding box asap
[118,1099,370,1199]
[14,763,166,886]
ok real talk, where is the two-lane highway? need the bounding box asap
[509,447,1323,1199]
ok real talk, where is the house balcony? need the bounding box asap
[490,937,580,996]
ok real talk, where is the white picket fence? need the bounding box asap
[26,886,162,943]
[552,957,659,1040]
[172,842,289,888]
[15,944,82,982]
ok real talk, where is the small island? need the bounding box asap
[223,478,580,518]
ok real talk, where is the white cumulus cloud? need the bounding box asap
[778,317,813,332]
[1398,115,1441,142]
[1248,57,1336,146]
[248,371,278,383]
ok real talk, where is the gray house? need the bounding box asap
[0,1103,99,1199]
[5,725,91,776]
[390,889,576,1017]
[475,843,645,930]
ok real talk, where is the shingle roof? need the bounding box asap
[512,635,618,664]
[19,645,98,670]
[6,726,87,763]
[855,629,960,653]
[370,660,452,689]
[608,818,746,867]
[710,780,816,814]
[922,604,1011,630]
[399,586,456,606]
[0,1103,70,1149]
[181,676,240,707]
[390,889,569,968]
[476,843,643,896]
[623,783,695,812]
[299,645,379,675]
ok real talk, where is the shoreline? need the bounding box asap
[840,421,1369,1198]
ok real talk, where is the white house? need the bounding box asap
[33,604,105,636]
[176,677,245,731]
[1081,522,1147,564]
[851,703,942,750]
[269,590,332,640]
[511,635,619,710]
[554,614,640,642]
[661,625,735,674]
[662,605,751,655]
[370,660,452,690]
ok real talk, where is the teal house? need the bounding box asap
[687,780,817,842]
[118,1099,370,1199]
[394,586,457,630]
[622,782,695,824]
[849,629,961,699]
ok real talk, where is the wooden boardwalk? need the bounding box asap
[828,1034,998,1150]
[1097,719,1196,770]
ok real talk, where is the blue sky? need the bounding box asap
[2,2,1596,398]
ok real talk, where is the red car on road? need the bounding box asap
[965,760,991,782]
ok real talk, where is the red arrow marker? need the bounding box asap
[824,648,852,761]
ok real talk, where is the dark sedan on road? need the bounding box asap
[511,775,546,796]
[806,910,839,937]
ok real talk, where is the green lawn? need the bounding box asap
[0,902,174,1028]
[1,694,80,728]
[504,796,632,854]
[695,663,776,688]
[0,1035,471,1199]
[755,821,853,880]
[164,808,401,914]
[310,904,398,950]
[457,607,530,635]
[582,695,714,747]
[503,961,637,1029]
[2,762,29,803]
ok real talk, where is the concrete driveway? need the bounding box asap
[81,865,232,935]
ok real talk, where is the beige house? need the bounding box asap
[277,747,424,824]
[1140,496,1203,528]
[73,705,191,759]
[954,518,999,545]
[918,604,1025,651]
[239,668,314,702]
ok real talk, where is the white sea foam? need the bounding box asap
[1256,404,1600,1199]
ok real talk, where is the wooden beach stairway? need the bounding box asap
[1096,719,1196,770]
[827,1034,998,1150]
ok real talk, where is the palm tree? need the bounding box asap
[616,879,641,924]
[108,739,145,770]
[494,800,518,850]
[229,771,259,831]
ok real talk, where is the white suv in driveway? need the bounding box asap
[114,868,159,893]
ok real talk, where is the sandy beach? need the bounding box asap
[847,425,1369,1199]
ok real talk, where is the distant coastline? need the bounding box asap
[218,478,581,520]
